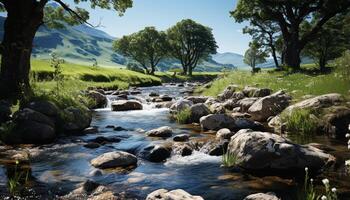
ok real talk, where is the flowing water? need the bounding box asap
[0,84,350,199]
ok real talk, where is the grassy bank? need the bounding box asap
[201,68,350,101]
[31,59,162,91]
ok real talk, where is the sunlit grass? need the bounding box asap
[222,151,238,167]
[281,109,319,135]
[175,108,192,124]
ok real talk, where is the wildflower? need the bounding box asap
[346,133,350,138]
[305,167,308,172]
[348,144,350,150]
[322,178,329,186]
[15,160,19,165]
[332,188,337,193]
[321,195,327,200]
[310,178,314,183]
[346,160,350,166]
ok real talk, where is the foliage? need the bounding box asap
[114,27,169,74]
[126,62,145,74]
[222,151,238,167]
[175,108,192,124]
[302,13,349,70]
[167,19,218,75]
[50,53,65,97]
[243,41,268,71]
[334,50,350,81]
[231,0,350,69]
[281,109,319,135]
[7,160,30,196]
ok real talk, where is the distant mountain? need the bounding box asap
[0,16,241,71]
[212,52,249,69]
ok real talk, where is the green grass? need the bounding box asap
[222,151,238,167]
[175,108,192,124]
[31,59,162,90]
[281,109,319,135]
[201,68,350,101]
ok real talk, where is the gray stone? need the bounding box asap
[146,126,173,138]
[189,103,211,123]
[244,193,280,200]
[146,189,203,200]
[111,100,143,111]
[91,151,137,169]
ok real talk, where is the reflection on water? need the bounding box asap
[0,85,349,199]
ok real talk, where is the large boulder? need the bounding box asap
[243,86,272,97]
[285,93,342,113]
[146,126,173,138]
[111,100,143,111]
[27,100,59,117]
[237,98,259,112]
[90,151,137,169]
[87,91,107,109]
[170,99,193,113]
[248,91,291,121]
[3,108,56,144]
[244,193,280,200]
[189,103,211,123]
[228,129,335,173]
[146,189,203,200]
[200,114,236,131]
[322,106,350,138]
[185,96,209,104]
[63,107,92,134]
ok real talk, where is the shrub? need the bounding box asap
[281,109,319,135]
[222,151,238,167]
[126,62,145,74]
[175,108,191,124]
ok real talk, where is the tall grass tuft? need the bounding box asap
[175,108,192,124]
[8,160,30,196]
[281,109,319,135]
[222,151,238,167]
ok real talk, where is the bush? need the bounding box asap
[175,108,192,124]
[281,109,319,135]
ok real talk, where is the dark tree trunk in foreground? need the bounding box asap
[0,0,44,102]
[283,32,301,70]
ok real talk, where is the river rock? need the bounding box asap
[170,99,193,112]
[200,114,235,131]
[223,99,238,110]
[146,126,173,138]
[218,85,239,101]
[209,103,226,114]
[228,129,336,173]
[159,95,173,102]
[87,90,107,109]
[189,103,211,123]
[149,92,159,97]
[216,128,234,140]
[88,136,121,145]
[237,98,259,112]
[146,189,203,200]
[322,106,350,137]
[0,100,11,123]
[248,90,291,121]
[83,127,99,134]
[173,143,193,156]
[141,145,172,162]
[63,107,92,134]
[244,193,280,200]
[90,151,137,169]
[204,97,219,106]
[27,100,59,117]
[285,93,343,113]
[185,96,209,104]
[243,86,272,97]
[173,134,190,142]
[111,100,143,111]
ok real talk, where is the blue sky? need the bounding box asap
[68,0,251,55]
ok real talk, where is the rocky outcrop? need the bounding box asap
[189,103,210,123]
[237,98,259,112]
[146,189,203,200]
[146,126,173,138]
[63,107,92,134]
[200,114,263,131]
[218,85,238,101]
[228,129,335,173]
[185,96,209,104]
[244,193,280,200]
[111,100,143,111]
[243,86,271,97]
[87,90,107,109]
[248,91,291,121]
[90,151,137,169]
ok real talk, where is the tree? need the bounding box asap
[243,20,281,69]
[113,27,168,75]
[302,14,349,71]
[231,0,350,70]
[167,19,217,76]
[0,0,133,102]
[243,41,268,71]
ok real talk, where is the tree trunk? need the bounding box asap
[270,44,280,69]
[284,33,301,70]
[0,1,44,102]
[319,56,326,72]
[188,66,193,76]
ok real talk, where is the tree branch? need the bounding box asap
[54,0,95,27]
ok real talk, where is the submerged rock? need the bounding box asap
[111,100,143,111]
[173,134,190,142]
[91,151,137,169]
[228,129,336,173]
[146,189,203,200]
[244,192,280,200]
[146,126,173,138]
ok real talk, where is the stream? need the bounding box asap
[0,84,350,199]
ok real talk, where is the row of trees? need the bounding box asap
[113,19,218,75]
[233,0,350,71]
